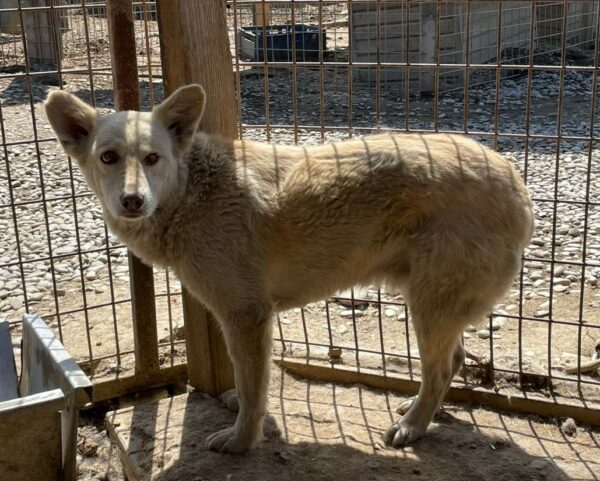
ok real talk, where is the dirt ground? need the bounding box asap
[102,367,600,481]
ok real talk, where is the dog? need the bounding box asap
[44,84,534,453]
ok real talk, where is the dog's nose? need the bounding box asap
[120,193,144,211]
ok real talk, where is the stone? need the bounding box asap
[477,329,490,339]
[561,418,577,437]
[384,308,397,317]
[8,297,22,310]
[491,316,506,331]
[340,309,365,318]
[28,292,44,302]
[78,438,99,457]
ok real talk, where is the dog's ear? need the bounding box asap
[44,90,96,160]
[153,84,206,154]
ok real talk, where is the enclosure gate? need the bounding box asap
[0,0,599,424]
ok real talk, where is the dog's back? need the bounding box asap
[254,133,533,311]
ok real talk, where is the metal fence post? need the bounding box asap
[106,0,160,378]
[156,0,236,396]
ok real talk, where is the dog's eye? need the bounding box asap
[144,153,160,166]
[100,150,119,164]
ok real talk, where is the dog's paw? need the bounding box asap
[206,426,253,454]
[219,389,239,412]
[383,419,426,448]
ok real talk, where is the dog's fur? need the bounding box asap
[45,84,534,453]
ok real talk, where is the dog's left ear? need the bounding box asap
[44,90,97,161]
[153,84,206,155]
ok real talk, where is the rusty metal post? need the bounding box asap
[106,0,160,378]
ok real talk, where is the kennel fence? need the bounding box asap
[0,0,598,422]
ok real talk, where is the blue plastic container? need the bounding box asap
[238,24,326,62]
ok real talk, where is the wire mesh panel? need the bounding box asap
[227,0,600,410]
[0,0,186,387]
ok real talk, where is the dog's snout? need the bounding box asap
[120,193,145,211]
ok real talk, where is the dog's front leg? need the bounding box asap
[206,303,273,454]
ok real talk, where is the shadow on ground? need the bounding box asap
[107,368,599,481]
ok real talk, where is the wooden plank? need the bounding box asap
[0,389,64,481]
[156,0,235,394]
[0,320,18,402]
[182,292,235,396]
[106,0,160,377]
[275,359,600,428]
[90,364,188,402]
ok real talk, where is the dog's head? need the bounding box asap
[44,84,205,221]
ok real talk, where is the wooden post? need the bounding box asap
[106,0,160,377]
[157,0,236,396]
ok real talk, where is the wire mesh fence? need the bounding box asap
[0,0,186,386]
[228,0,600,409]
[0,0,599,409]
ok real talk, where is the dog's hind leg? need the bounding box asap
[206,302,273,454]
[395,338,465,416]
[384,311,461,447]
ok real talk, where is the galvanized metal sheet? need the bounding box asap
[0,320,18,402]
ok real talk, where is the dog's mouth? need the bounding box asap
[119,210,146,220]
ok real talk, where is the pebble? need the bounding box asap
[478,329,490,339]
[340,309,364,318]
[560,418,577,437]
[78,439,99,458]
[384,308,397,317]
[8,297,22,310]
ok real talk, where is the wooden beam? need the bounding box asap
[90,365,188,403]
[106,0,160,377]
[156,0,236,395]
[276,359,600,428]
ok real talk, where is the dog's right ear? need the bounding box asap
[44,90,96,160]
[153,84,206,155]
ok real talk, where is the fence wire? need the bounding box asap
[0,0,598,408]
[228,0,600,408]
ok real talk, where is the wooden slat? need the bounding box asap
[275,359,600,428]
[156,0,235,394]
[106,0,160,377]
[90,364,188,402]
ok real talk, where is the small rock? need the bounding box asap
[465,324,477,333]
[85,270,96,281]
[28,292,44,302]
[94,286,105,294]
[478,329,491,339]
[561,418,577,437]
[0,290,9,300]
[491,316,506,331]
[328,346,342,359]
[340,309,365,318]
[384,308,397,317]
[8,297,22,310]
[78,438,98,458]
[529,459,550,471]
[337,325,348,334]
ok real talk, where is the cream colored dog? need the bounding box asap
[45,84,534,453]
